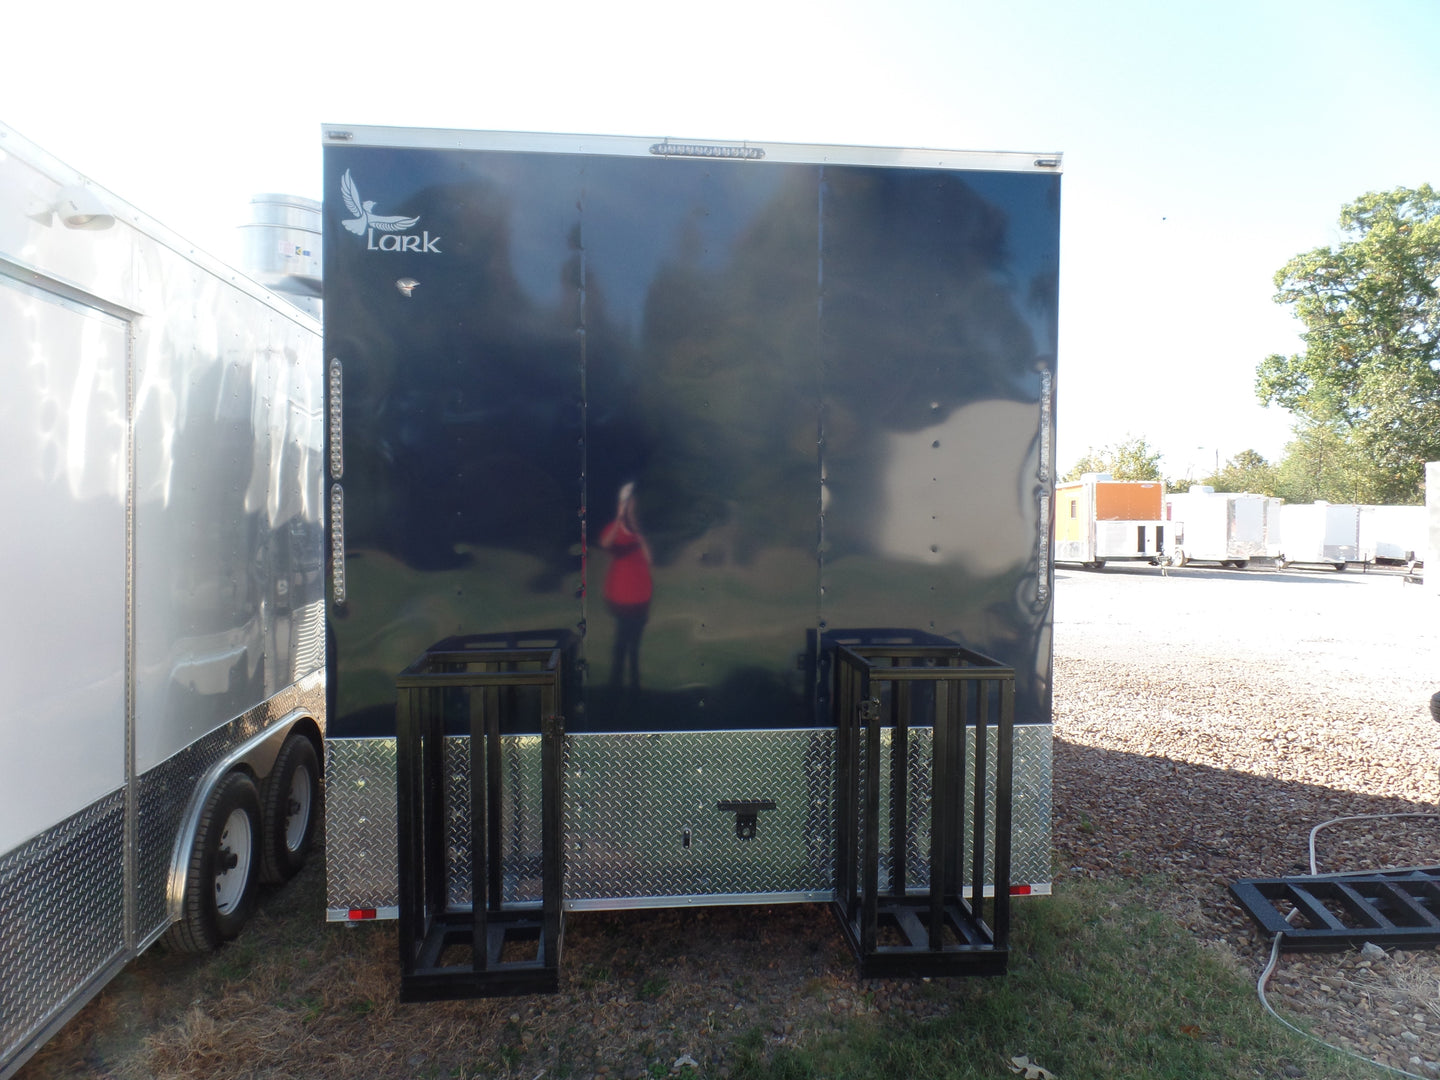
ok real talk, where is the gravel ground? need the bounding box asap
[1053,561,1440,1076]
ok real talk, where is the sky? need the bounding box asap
[5,0,1438,480]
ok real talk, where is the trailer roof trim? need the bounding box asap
[322,123,1063,174]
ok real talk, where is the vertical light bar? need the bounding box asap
[330,484,346,604]
[328,358,343,480]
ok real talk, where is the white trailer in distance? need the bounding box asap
[1357,504,1426,569]
[1163,487,1281,569]
[1275,502,1358,570]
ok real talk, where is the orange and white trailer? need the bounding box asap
[1054,473,1165,569]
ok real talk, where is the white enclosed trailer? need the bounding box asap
[1357,505,1426,567]
[1275,502,1359,570]
[1163,487,1280,568]
[0,124,326,1078]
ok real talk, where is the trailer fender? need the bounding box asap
[165,708,318,926]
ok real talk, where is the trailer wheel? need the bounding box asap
[1168,548,1188,567]
[167,771,261,953]
[260,734,320,884]
[1232,559,1249,570]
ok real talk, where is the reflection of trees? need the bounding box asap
[330,176,604,578]
[623,173,820,564]
[327,152,1058,726]
[330,158,1054,578]
[628,166,1048,563]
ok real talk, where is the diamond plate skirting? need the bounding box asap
[565,730,836,905]
[0,792,125,1073]
[324,735,546,917]
[325,737,400,916]
[443,736,546,907]
[325,725,1051,914]
[872,726,1052,897]
[2,677,326,1078]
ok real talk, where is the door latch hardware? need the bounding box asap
[716,800,776,840]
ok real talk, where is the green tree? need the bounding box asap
[1256,185,1440,505]
[1063,435,1163,482]
[1273,418,1371,504]
[1206,449,1279,495]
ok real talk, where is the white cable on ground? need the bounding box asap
[1252,811,1440,1079]
[1308,813,1440,875]
[1258,932,1429,1080]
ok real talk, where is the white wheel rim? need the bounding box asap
[215,807,253,914]
[284,767,313,853]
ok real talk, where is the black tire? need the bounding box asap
[260,734,320,884]
[167,771,261,953]
[1233,559,1249,570]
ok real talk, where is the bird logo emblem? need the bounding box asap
[340,170,420,236]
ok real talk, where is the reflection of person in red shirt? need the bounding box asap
[599,482,652,692]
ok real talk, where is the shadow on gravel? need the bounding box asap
[1052,735,1440,948]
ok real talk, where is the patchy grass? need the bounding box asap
[728,878,1374,1080]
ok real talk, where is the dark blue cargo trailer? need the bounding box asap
[320,125,1060,995]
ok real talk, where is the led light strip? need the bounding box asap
[330,484,346,604]
[649,141,765,160]
[328,358,343,480]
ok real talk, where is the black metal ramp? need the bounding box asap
[1231,866,1440,951]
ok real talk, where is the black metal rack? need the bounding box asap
[831,641,1015,978]
[392,628,1017,998]
[395,637,567,1001]
[1231,866,1440,951]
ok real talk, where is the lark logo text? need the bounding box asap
[340,170,441,254]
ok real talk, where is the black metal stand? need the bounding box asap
[1231,866,1440,951]
[831,639,1014,978]
[395,637,567,1001]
